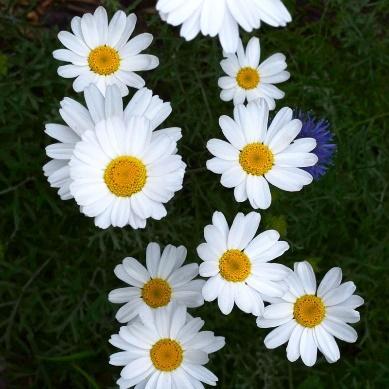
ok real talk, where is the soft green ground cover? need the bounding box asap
[0,0,388,387]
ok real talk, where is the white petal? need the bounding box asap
[246,175,272,210]
[202,276,223,302]
[207,139,239,160]
[219,115,245,149]
[315,325,340,363]
[263,303,293,320]
[317,267,342,297]
[217,283,235,315]
[244,230,280,259]
[265,166,313,192]
[295,261,317,295]
[286,324,304,362]
[268,119,302,154]
[300,328,317,367]
[122,257,150,284]
[322,319,358,343]
[264,320,296,349]
[322,282,356,306]
[145,242,161,278]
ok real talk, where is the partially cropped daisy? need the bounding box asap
[109,242,204,323]
[44,84,181,201]
[197,211,290,316]
[295,111,336,180]
[219,37,290,108]
[69,116,185,229]
[207,102,318,209]
[257,261,364,366]
[157,0,291,54]
[109,305,225,388]
[53,6,158,96]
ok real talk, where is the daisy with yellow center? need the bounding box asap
[108,243,205,323]
[44,84,183,203]
[257,261,364,367]
[197,211,290,316]
[207,102,318,210]
[53,6,159,96]
[109,305,225,388]
[219,37,290,108]
[69,116,185,229]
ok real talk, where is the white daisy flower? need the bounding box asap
[53,6,159,96]
[109,242,205,323]
[109,304,225,389]
[156,0,291,54]
[218,37,290,108]
[206,102,318,210]
[257,261,364,367]
[69,115,186,229]
[197,211,290,316]
[43,84,181,201]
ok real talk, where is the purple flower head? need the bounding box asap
[295,111,336,180]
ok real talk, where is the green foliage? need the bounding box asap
[0,53,8,77]
[0,0,388,388]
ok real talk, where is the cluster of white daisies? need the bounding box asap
[107,214,363,387]
[44,7,185,229]
[42,3,362,389]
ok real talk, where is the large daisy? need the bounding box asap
[206,102,318,210]
[197,211,290,316]
[109,242,204,323]
[53,6,158,96]
[219,37,290,108]
[109,304,225,388]
[257,261,364,366]
[43,84,181,201]
[69,115,186,229]
[156,0,291,53]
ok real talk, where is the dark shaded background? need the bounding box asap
[0,0,388,388]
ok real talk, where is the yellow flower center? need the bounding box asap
[239,143,274,176]
[219,249,251,282]
[150,339,183,372]
[141,278,172,308]
[104,156,147,197]
[293,295,326,328]
[88,45,120,75]
[236,67,260,90]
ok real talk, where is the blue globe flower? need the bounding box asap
[295,112,336,180]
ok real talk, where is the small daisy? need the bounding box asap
[109,242,205,323]
[53,6,159,96]
[197,211,290,316]
[109,304,225,388]
[157,0,291,54]
[206,102,318,210]
[295,111,336,180]
[43,84,181,200]
[257,261,364,366]
[69,116,186,229]
[218,37,290,108]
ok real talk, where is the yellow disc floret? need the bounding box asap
[236,67,260,90]
[88,45,120,75]
[239,143,274,176]
[150,339,183,372]
[219,249,251,282]
[141,278,172,308]
[104,156,147,197]
[294,295,326,328]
